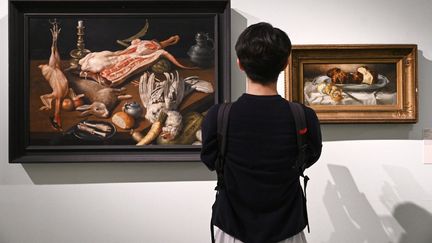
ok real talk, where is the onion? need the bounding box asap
[62,98,74,111]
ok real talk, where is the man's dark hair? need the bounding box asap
[235,22,291,84]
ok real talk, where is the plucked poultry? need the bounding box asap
[38,21,69,129]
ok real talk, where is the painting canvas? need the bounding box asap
[303,63,397,106]
[9,0,231,162]
[29,16,215,146]
[285,45,417,123]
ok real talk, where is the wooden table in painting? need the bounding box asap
[29,60,215,146]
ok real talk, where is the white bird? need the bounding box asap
[139,70,214,140]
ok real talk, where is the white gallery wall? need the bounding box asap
[1,0,432,242]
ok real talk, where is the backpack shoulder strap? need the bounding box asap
[215,102,232,190]
[211,102,232,243]
[289,102,308,171]
[289,101,311,233]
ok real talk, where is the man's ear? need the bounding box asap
[237,58,244,71]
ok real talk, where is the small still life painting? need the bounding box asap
[303,63,397,106]
[285,45,417,123]
[29,16,216,146]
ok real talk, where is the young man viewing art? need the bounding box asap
[201,22,323,243]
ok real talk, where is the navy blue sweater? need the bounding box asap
[201,93,322,243]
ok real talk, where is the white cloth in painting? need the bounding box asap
[304,77,396,106]
[214,226,307,243]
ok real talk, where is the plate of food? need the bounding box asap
[335,74,389,92]
[72,120,116,141]
[313,66,390,92]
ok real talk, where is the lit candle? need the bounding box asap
[78,20,83,28]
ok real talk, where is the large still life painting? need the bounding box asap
[9,0,231,163]
[30,17,215,145]
[285,45,417,123]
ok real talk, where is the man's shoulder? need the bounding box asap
[208,103,221,113]
[207,102,235,115]
[302,105,319,121]
[203,103,222,124]
[287,101,319,122]
[301,104,316,114]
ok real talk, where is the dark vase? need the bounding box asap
[187,32,214,68]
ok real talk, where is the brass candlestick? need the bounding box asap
[70,20,91,69]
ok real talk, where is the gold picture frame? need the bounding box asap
[285,45,417,123]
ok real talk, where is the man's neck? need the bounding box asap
[246,79,278,96]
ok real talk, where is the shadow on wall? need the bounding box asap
[324,164,389,242]
[321,51,432,141]
[381,165,430,203]
[230,9,248,100]
[394,203,432,243]
[22,162,215,184]
[381,165,432,243]
[324,164,432,243]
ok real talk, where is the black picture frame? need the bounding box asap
[9,0,231,163]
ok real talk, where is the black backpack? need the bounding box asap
[211,102,310,242]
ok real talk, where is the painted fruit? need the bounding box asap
[62,98,74,111]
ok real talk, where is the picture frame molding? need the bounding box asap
[285,44,417,124]
[9,0,231,163]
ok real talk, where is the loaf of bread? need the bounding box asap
[327,66,376,85]
[112,111,135,129]
[327,67,348,84]
[357,66,377,85]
